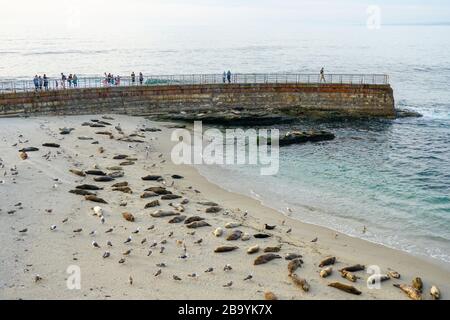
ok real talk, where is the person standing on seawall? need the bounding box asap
[38,76,43,91]
[43,74,49,91]
[33,75,39,91]
[73,74,78,88]
[320,67,326,83]
[131,72,136,85]
[222,71,226,83]
[61,73,67,89]
[227,70,231,84]
[139,72,144,85]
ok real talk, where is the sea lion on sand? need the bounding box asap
[76,184,103,191]
[112,181,128,188]
[120,161,135,166]
[85,170,106,176]
[287,258,303,275]
[387,270,401,279]
[69,169,86,177]
[430,286,440,300]
[141,192,159,199]
[247,245,260,254]
[412,277,423,292]
[340,270,358,282]
[145,200,160,208]
[285,253,302,261]
[254,254,282,265]
[145,187,171,195]
[94,176,115,182]
[122,212,135,222]
[90,124,106,128]
[213,227,223,237]
[367,274,390,285]
[254,233,271,239]
[113,155,128,160]
[171,175,183,179]
[328,282,362,295]
[169,215,186,223]
[107,166,123,171]
[264,224,276,230]
[19,147,39,152]
[226,230,243,241]
[264,292,277,300]
[205,206,222,213]
[42,143,60,148]
[85,195,108,204]
[393,284,422,300]
[161,194,182,200]
[112,186,132,194]
[339,264,365,272]
[289,274,310,292]
[186,221,211,229]
[197,201,219,206]
[319,257,336,267]
[225,222,241,229]
[151,210,179,218]
[214,246,238,253]
[69,189,96,196]
[264,246,281,253]
[320,267,333,278]
[184,216,204,224]
[141,175,162,181]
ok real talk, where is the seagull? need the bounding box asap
[161,239,168,245]
[50,225,57,231]
[150,241,158,248]
[89,230,97,236]
[286,228,292,234]
[123,249,132,256]
[147,225,155,230]
[204,267,214,273]
[244,275,253,281]
[179,254,188,259]
[264,224,276,230]
[311,237,318,243]
[118,258,126,264]
[160,246,165,254]
[224,264,232,272]
[132,227,140,234]
[147,250,153,257]
[107,241,113,247]
[156,263,167,268]
[62,218,68,223]
[168,231,174,237]
[92,241,100,248]
[103,251,110,259]
[105,228,113,233]
[223,281,233,288]
[154,269,162,277]
[194,239,203,244]
[188,273,198,278]
[141,238,147,245]
[124,236,132,244]
[34,274,43,283]
[100,216,105,224]
[128,276,133,285]
[173,275,182,281]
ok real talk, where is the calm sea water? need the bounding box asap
[1,25,449,264]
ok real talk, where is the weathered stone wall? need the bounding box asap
[0,83,395,119]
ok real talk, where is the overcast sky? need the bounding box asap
[0,0,449,31]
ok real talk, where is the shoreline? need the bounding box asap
[0,114,448,300]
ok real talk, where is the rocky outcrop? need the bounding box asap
[261,130,335,146]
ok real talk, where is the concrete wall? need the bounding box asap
[0,83,395,119]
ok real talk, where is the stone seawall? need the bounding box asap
[0,83,395,119]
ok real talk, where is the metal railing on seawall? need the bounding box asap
[0,73,389,94]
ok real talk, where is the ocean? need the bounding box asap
[1,25,449,265]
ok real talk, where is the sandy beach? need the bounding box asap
[0,114,448,300]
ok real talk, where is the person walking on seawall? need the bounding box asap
[139,72,144,85]
[73,74,78,88]
[222,71,226,83]
[320,67,326,83]
[55,79,59,90]
[131,72,136,85]
[61,73,67,89]
[227,70,232,84]
[116,75,121,86]
[43,74,49,91]
[33,75,39,91]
